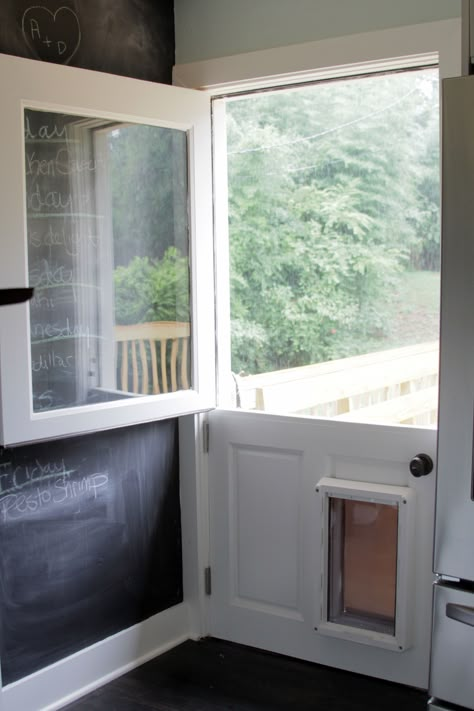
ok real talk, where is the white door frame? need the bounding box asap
[175,15,462,688]
[175,17,461,409]
[173,19,461,92]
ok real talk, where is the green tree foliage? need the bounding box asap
[114,248,189,325]
[108,124,188,267]
[226,69,440,374]
[108,124,190,328]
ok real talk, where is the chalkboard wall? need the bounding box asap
[0,0,174,83]
[0,0,180,686]
[0,419,182,684]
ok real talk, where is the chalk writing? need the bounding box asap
[0,471,109,522]
[30,285,83,311]
[30,292,55,309]
[54,471,109,504]
[22,6,82,66]
[32,350,74,373]
[26,147,101,177]
[29,260,72,287]
[27,186,93,213]
[0,457,67,495]
[24,115,67,141]
[34,389,55,410]
[31,318,90,342]
[29,226,98,257]
[24,108,105,411]
[27,185,73,212]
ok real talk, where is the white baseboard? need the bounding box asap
[2,602,191,711]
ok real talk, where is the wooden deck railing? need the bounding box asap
[115,321,190,395]
[235,341,439,425]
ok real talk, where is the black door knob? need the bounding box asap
[409,453,433,478]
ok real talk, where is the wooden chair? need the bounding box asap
[115,321,191,395]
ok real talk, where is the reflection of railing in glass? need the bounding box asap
[115,321,190,395]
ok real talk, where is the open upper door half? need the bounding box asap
[0,53,215,444]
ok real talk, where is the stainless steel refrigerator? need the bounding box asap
[429,75,474,711]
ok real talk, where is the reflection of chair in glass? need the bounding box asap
[115,321,190,395]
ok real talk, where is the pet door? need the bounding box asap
[315,478,414,651]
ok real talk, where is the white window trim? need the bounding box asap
[174,17,461,411]
[173,18,461,91]
[0,54,216,445]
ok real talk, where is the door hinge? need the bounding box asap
[202,420,210,454]
[204,566,212,595]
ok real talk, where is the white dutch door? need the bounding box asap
[207,63,440,688]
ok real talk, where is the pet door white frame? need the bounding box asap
[315,477,415,652]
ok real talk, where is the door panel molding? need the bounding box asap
[229,444,304,617]
[208,409,436,688]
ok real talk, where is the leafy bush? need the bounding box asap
[114,247,189,325]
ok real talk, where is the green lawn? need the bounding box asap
[381,270,440,349]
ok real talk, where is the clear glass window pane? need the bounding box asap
[25,109,190,412]
[328,497,398,635]
[223,68,440,426]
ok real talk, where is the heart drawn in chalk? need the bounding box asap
[21,6,81,65]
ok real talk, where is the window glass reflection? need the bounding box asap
[25,109,190,411]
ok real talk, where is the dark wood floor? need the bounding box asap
[64,637,429,710]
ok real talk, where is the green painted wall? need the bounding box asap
[174,0,461,64]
